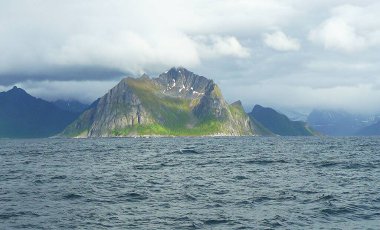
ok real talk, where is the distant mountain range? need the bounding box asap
[0,86,79,138]
[307,109,379,136]
[1,67,380,138]
[62,67,318,137]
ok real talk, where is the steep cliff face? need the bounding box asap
[62,67,254,137]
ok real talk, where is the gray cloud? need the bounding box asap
[0,66,126,85]
[0,0,380,113]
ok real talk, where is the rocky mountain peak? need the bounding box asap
[140,73,150,79]
[1,86,32,102]
[157,67,214,98]
[231,100,243,107]
[8,86,28,95]
[167,66,189,75]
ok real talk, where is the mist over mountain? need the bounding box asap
[307,109,379,136]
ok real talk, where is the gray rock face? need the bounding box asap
[86,79,154,136]
[193,83,229,120]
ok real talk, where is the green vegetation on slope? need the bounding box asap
[127,78,193,129]
[107,78,227,136]
[125,78,229,136]
[111,119,223,136]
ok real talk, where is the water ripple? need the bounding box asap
[0,137,379,229]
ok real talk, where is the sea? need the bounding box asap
[0,137,379,229]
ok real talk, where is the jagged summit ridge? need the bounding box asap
[157,67,212,99]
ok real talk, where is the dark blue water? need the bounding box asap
[0,137,379,229]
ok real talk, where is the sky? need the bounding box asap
[0,0,380,114]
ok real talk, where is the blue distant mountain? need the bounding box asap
[248,105,317,136]
[307,109,377,136]
[0,86,79,138]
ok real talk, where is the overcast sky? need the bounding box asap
[1,0,380,114]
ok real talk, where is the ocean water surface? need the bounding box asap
[0,137,379,229]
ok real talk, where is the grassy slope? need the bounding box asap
[228,103,250,135]
[112,78,225,136]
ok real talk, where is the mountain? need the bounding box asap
[0,86,79,138]
[53,100,89,113]
[356,121,380,136]
[307,109,373,136]
[62,67,255,137]
[248,105,316,136]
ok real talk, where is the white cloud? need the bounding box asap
[194,35,250,59]
[0,0,294,77]
[309,18,367,52]
[263,31,300,51]
[50,31,202,74]
[309,3,380,52]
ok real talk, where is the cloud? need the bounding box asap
[309,18,367,52]
[194,35,250,58]
[223,82,380,114]
[309,3,380,52]
[50,31,202,75]
[17,80,120,103]
[305,60,376,71]
[263,31,300,51]
[0,67,126,85]
[0,0,291,81]
[1,0,380,114]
